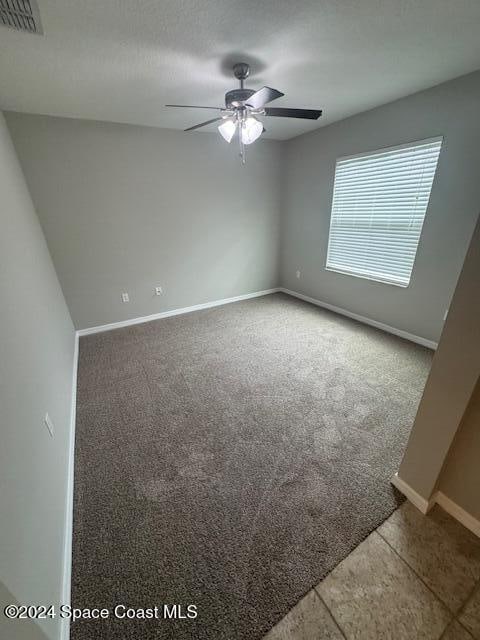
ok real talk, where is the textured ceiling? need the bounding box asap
[1,0,480,140]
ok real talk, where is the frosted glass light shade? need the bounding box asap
[241,117,263,145]
[218,119,237,143]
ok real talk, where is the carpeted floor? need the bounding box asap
[71,292,432,640]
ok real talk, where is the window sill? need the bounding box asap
[325,266,410,288]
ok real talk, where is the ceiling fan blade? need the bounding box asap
[184,117,223,132]
[246,87,284,109]
[264,107,322,120]
[166,104,222,110]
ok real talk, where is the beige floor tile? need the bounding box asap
[459,585,480,639]
[316,531,451,640]
[377,502,480,612]
[263,590,344,640]
[442,621,474,640]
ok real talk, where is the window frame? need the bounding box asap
[325,136,443,288]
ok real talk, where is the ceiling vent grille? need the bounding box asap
[0,0,43,34]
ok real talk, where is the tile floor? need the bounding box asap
[263,501,480,640]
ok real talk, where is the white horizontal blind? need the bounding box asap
[326,137,442,287]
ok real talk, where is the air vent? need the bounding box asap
[0,0,43,34]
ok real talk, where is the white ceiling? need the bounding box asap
[1,0,480,140]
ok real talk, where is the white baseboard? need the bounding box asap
[279,287,437,350]
[77,288,280,336]
[390,473,436,514]
[391,474,480,538]
[60,332,79,640]
[77,286,437,349]
[435,491,480,538]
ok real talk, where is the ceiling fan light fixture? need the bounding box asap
[166,62,322,162]
[218,118,237,143]
[241,116,263,145]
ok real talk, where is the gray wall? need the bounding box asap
[439,379,480,522]
[0,582,49,640]
[6,114,282,330]
[8,73,479,339]
[0,112,76,640]
[280,71,480,343]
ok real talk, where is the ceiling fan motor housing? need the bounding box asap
[225,88,255,108]
[233,62,250,80]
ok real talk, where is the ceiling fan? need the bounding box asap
[166,62,322,163]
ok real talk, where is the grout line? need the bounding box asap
[315,525,455,640]
[375,528,456,620]
[312,523,463,640]
[268,493,479,639]
[441,617,476,640]
[454,619,476,638]
[438,620,453,640]
[312,588,348,640]
[454,581,479,628]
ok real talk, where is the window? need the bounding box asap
[326,137,442,287]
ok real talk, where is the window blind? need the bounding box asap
[326,137,442,287]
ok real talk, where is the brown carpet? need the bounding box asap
[71,292,432,639]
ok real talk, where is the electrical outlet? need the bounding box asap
[121,292,129,303]
[296,270,301,279]
[44,413,54,438]
[155,286,163,296]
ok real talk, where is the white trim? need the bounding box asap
[325,266,408,289]
[60,332,79,640]
[435,491,480,538]
[279,288,437,350]
[390,473,435,514]
[390,475,480,538]
[77,289,280,336]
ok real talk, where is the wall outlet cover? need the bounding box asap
[121,292,129,303]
